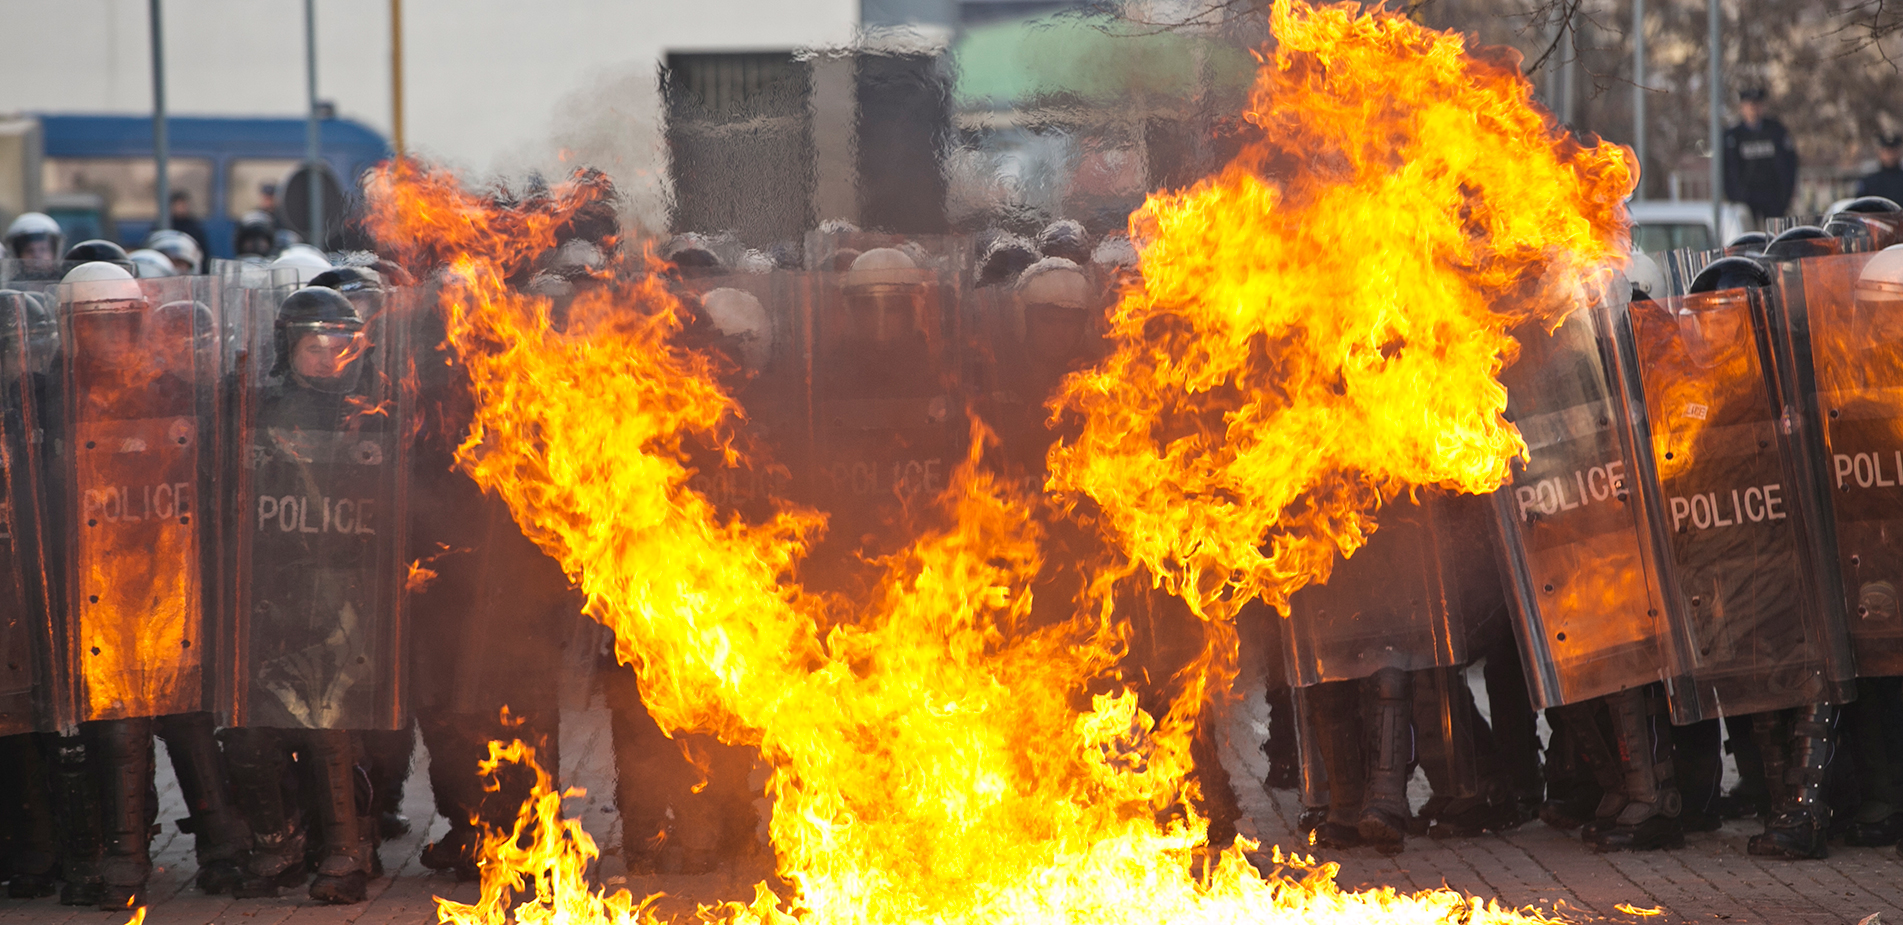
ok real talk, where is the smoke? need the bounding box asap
[492,63,672,240]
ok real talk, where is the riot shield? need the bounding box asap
[1283,493,1467,685]
[1769,251,1903,677]
[1493,308,1670,710]
[679,271,812,519]
[0,292,55,734]
[1611,284,1855,722]
[806,247,965,581]
[225,286,413,730]
[52,274,220,725]
[965,267,1107,486]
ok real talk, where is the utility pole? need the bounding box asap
[1708,0,1723,237]
[150,0,170,231]
[306,0,325,249]
[391,0,405,157]
[1632,0,1646,201]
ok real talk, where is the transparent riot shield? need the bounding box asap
[679,271,812,518]
[1769,251,1903,677]
[225,286,413,730]
[0,292,55,734]
[806,250,965,579]
[52,275,220,725]
[965,270,1107,486]
[1283,494,1467,685]
[1493,308,1670,710]
[1611,284,1855,722]
[1284,493,1488,801]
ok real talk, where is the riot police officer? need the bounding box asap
[220,287,390,903]
[3,213,63,262]
[49,262,246,907]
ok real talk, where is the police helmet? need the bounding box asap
[60,261,146,312]
[1841,196,1903,215]
[1036,219,1092,265]
[1855,245,1903,307]
[1724,231,1772,256]
[1762,225,1837,261]
[1688,256,1774,294]
[235,211,277,258]
[272,286,365,383]
[270,245,332,285]
[3,212,64,260]
[126,249,177,278]
[311,265,386,317]
[144,229,203,274]
[701,287,772,371]
[976,234,1038,288]
[64,239,130,266]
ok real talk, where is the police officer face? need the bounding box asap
[16,238,54,261]
[1677,297,1749,370]
[291,330,364,383]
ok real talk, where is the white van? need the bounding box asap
[1628,200,1749,252]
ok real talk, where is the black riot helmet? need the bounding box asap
[976,234,1038,288]
[1688,255,1774,294]
[1036,219,1092,265]
[234,212,277,259]
[1842,196,1903,215]
[64,239,131,267]
[273,286,366,391]
[1682,256,1771,371]
[1762,225,1838,261]
[309,265,386,318]
[1724,231,1772,256]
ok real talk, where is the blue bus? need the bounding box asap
[37,114,392,259]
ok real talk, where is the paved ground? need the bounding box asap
[10,651,1903,925]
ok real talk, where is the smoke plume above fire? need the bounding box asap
[364,2,1634,924]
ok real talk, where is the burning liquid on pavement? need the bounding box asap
[366,3,1633,925]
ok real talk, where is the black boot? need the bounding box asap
[1844,678,1903,846]
[156,713,251,894]
[221,727,306,898]
[1672,719,1724,832]
[305,731,371,904]
[1583,686,1683,852]
[0,733,59,898]
[1301,681,1362,849]
[1749,704,1837,860]
[1356,668,1412,852]
[1289,686,1331,837]
[360,726,415,840]
[94,718,155,910]
[49,733,103,906]
[1263,685,1300,792]
[1419,666,1520,839]
[1539,706,1602,830]
[419,713,488,881]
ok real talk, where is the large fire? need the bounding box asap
[364,3,1632,925]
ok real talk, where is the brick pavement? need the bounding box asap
[12,660,1902,925]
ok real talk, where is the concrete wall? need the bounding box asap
[0,0,858,230]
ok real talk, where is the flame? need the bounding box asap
[122,906,146,925]
[1047,0,1633,620]
[361,4,1633,925]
